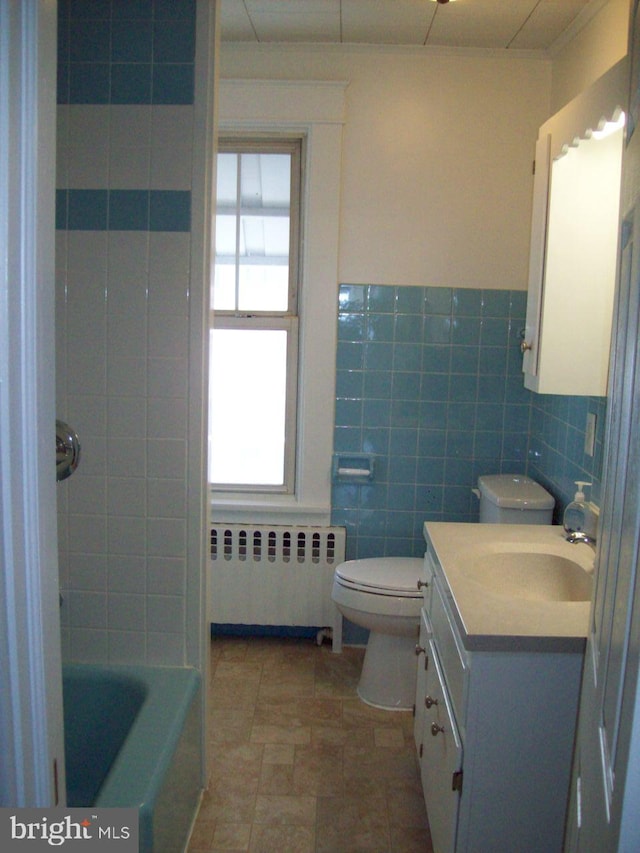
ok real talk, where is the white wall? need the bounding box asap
[221,44,551,291]
[550,0,630,113]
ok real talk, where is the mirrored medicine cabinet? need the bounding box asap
[522,57,628,396]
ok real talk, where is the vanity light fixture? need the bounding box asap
[592,111,626,140]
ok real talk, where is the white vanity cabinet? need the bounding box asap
[415,545,585,853]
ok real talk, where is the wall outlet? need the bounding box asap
[585,412,596,457]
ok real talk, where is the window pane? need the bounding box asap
[238,263,289,311]
[209,328,288,486]
[214,151,292,313]
[212,263,236,310]
[216,152,237,205]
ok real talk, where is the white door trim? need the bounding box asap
[0,0,64,807]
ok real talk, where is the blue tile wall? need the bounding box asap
[331,284,607,562]
[331,284,533,560]
[57,0,195,105]
[528,394,606,521]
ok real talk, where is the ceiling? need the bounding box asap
[219,0,603,51]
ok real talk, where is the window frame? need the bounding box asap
[210,137,303,494]
[211,79,346,525]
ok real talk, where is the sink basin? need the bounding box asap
[465,552,592,602]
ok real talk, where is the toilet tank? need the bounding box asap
[478,474,554,524]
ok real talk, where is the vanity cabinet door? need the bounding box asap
[420,639,463,853]
[414,609,432,752]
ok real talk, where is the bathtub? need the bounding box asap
[63,664,202,853]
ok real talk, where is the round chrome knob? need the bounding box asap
[431,722,445,736]
[425,695,438,709]
[415,645,426,656]
[520,340,532,354]
[417,579,429,590]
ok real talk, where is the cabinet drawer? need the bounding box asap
[431,578,468,728]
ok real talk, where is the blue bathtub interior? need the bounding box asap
[63,665,202,853]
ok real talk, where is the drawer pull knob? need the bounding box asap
[417,580,429,590]
[415,645,427,656]
[431,722,445,736]
[425,695,438,709]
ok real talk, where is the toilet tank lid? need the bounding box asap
[478,474,555,509]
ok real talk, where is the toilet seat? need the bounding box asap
[334,557,422,598]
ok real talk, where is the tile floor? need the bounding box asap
[188,635,434,852]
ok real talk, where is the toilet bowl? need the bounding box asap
[331,557,423,710]
[332,476,555,712]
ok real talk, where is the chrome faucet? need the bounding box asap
[566,530,596,548]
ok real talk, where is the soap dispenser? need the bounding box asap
[563,481,597,537]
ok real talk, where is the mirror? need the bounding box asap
[522,58,628,396]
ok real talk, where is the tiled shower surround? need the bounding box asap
[56,0,202,665]
[331,284,606,560]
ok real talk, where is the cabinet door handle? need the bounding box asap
[431,722,445,736]
[425,695,438,709]
[520,339,533,354]
[417,579,429,590]
[415,645,427,656]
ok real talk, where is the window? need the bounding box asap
[209,139,302,493]
[212,79,345,524]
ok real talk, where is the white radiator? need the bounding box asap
[209,524,346,630]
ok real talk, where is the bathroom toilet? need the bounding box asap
[331,557,423,710]
[332,473,555,711]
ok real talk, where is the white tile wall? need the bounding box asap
[57,104,200,665]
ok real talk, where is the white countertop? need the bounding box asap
[424,522,593,652]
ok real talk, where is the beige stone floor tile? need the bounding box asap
[295,696,343,726]
[208,724,253,745]
[253,794,316,826]
[374,726,406,748]
[252,697,342,732]
[390,824,434,852]
[310,724,351,747]
[188,818,216,850]
[214,639,251,661]
[211,822,252,851]
[197,636,432,852]
[210,681,260,709]
[257,762,294,795]
[252,700,310,728]
[292,743,344,797]
[315,794,390,852]
[257,674,315,701]
[213,660,263,681]
[386,783,430,828]
[313,655,364,698]
[262,742,295,765]
[210,741,264,769]
[248,824,315,853]
[249,723,311,745]
[198,789,257,824]
[343,744,421,786]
